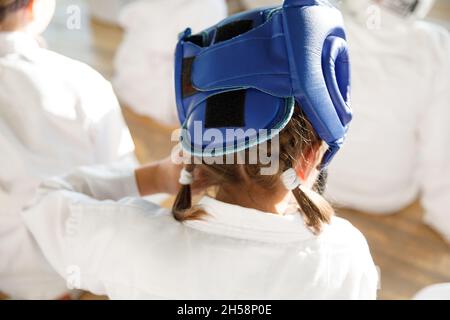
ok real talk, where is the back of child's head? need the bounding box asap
[0,0,30,26]
[173,105,334,234]
[0,0,54,33]
[171,0,352,234]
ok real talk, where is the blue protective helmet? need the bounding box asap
[175,0,352,168]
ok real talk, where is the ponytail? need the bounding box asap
[292,186,333,234]
[0,0,30,23]
[281,168,333,234]
[172,183,192,221]
[172,164,206,221]
[172,164,194,221]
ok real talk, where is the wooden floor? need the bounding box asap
[3,0,450,300]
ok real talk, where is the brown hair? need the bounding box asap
[0,0,30,23]
[173,105,334,234]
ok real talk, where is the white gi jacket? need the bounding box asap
[325,6,450,243]
[23,164,379,300]
[0,32,136,299]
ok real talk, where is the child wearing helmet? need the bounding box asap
[23,0,378,299]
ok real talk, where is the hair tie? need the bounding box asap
[179,168,193,185]
[281,168,301,191]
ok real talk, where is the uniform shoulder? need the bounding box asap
[37,49,110,85]
[414,20,449,36]
[36,49,119,120]
[322,216,371,252]
[413,20,449,49]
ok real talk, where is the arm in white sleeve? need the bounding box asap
[356,252,379,300]
[349,232,379,300]
[417,27,450,243]
[91,97,137,165]
[21,163,154,296]
[42,163,140,201]
[82,72,137,164]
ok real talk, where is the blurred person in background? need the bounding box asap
[0,0,136,299]
[87,0,136,25]
[113,0,228,126]
[325,0,450,245]
[243,0,450,244]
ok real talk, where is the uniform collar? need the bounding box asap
[184,196,316,243]
[0,31,39,57]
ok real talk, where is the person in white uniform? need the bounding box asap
[242,0,450,243]
[0,0,136,299]
[324,0,450,244]
[113,0,228,126]
[22,145,378,299]
[22,1,378,299]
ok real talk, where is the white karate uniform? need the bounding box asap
[22,164,378,300]
[113,0,228,125]
[0,32,136,299]
[325,3,450,243]
[414,283,450,300]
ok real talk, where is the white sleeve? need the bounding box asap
[328,221,379,300]
[351,236,379,300]
[38,163,141,201]
[74,64,137,164]
[21,163,147,296]
[417,27,450,243]
[89,80,137,164]
[356,256,379,300]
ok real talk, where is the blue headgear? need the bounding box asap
[175,0,352,168]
